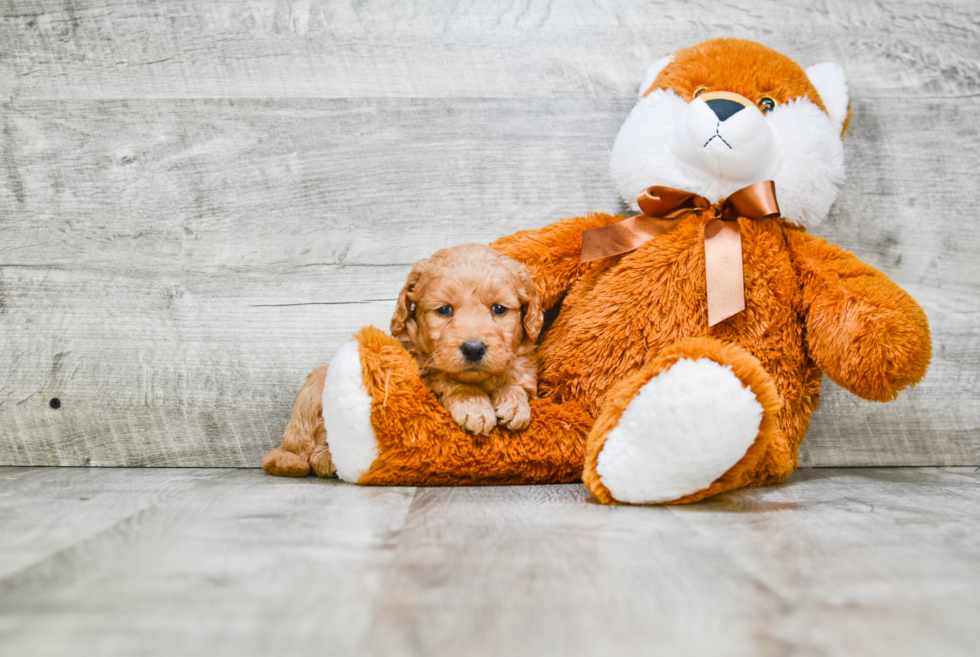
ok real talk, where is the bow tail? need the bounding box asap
[577,181,778,326]
[704,219,745,327]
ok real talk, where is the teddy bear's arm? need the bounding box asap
[785,230,931,402]
[491,213,618,309]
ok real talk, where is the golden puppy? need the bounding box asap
[261,244,543,478]
[391,244,543,435]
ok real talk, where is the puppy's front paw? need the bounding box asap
[493,387,531,431]
[448,395,498,436]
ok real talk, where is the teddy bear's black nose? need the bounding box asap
[705,98,745,122]
[461,341,487,362]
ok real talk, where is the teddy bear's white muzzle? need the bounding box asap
[668,97,777,187]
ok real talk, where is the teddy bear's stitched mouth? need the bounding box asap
[703,122,732,150]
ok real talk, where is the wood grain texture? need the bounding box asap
[0,99,624,268]
[0,0,978,467]
[1,466,978,657]
[0,466,223,579]
[0,468,416,657]
[368,468,980,657]
[0,1,977,100]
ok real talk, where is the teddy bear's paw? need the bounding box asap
[595,357,764,504]
[492,386,532,431]
[321,341,377,483]
[446,394,498,436]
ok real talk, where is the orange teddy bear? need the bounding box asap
[263,38,931,505]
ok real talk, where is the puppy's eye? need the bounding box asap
[693,86,708,99]
[491,304,508,316]
[436,305,453,317]
[758,96,777,113]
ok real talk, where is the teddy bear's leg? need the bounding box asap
[583,337,782,505]
[321,326,593,486]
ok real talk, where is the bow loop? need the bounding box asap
[637,187,710,218]
[720,180,780,222]
[580,180,780,327]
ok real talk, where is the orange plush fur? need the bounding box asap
[263,245,587,482]
[265,329,591,484]
[492,213,927,499]
[352,327,590,486]
[264,39,930,504]
[647,39,842,131]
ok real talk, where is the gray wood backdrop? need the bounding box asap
[1,0,977,468]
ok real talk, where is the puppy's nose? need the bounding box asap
[460,341,487,363]
[705,98,745,122]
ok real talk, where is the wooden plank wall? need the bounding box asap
[0,0,977,468]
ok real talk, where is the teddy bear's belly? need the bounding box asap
[537,221,816,423]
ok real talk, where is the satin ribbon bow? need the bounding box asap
[580,180,780,327]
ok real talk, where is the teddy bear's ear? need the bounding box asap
[637,54,674,99]
[806,62,849,128]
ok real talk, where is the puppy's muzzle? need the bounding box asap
[460,341,487,363]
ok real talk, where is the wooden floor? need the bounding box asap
[1,467,978,657]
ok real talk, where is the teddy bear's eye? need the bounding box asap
[758,96,777,113]
[693,86,708,99]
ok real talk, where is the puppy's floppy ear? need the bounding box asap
[514,263,544,344]
[390,260,430,346]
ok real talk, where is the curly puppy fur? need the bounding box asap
[392,244,543,434]
[262,244,543,477]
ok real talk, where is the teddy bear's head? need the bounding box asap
[609,39,849,230]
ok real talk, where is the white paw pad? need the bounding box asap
[322,341,377,483]
[596,358,764,504]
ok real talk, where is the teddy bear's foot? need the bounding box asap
[593,358,760,503]
[583,338,781,505]
[321,340,378,483]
